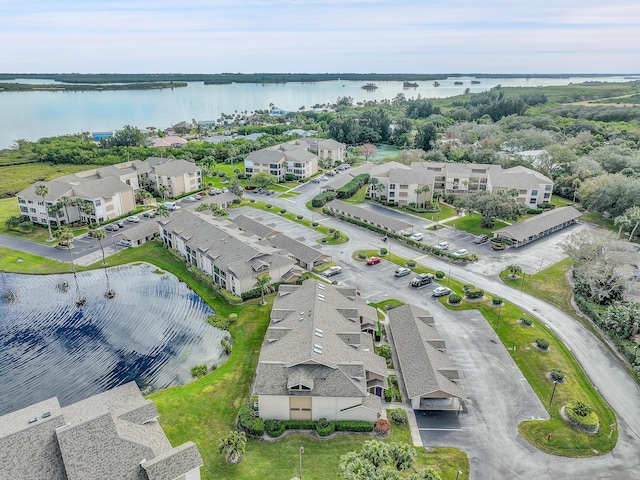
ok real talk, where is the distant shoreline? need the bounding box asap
[0,73,636,87]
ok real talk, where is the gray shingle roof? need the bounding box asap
[253,280,387,399]
[152,159,199,176]
[326,200,412,233]
[0,382,203,480]
[245,149,285,164]
[233,214,280,239]
[160,210,293,282]
[117,221,160,242]
[494,206,581,242]
[269,233,325,265]
[387,304,464,401]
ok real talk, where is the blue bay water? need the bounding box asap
[0,264,225,414]
[1,75,632,149]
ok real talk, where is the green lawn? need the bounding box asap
[1,241,466,478]
[579,212,617,232]
[443,214,508,235]
[0,162,95,198]
[343,185,370,204]
[355,249,617,457]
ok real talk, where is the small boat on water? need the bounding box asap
[471,80,481,84]
[433,81,441,87]
[454,81,463,85]
[403,81,418,88]
[361,83,378,90]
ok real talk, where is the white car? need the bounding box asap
[434,241,449,250]
[324,266,342,277]
[410,232,424,241]
[453,249,468,256]
[118,238,133,247]
[126,215,140,223]
[394,267,411,277]
[319,176,329,181]
[188,195,200,202]
[432,286,452,297]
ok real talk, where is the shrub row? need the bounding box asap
[311,191,338,208]
[264,417,374,437]
[238,403,265,436]
[403,203,438,213]
[336,173,370,199]
[323,209,476,262]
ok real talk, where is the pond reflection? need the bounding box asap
[0,264,225,415]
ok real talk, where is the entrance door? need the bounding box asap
[289,397,312,420]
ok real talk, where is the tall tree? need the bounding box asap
[415,123,437,151]
[253,275,272,305]
[35,184,54,240]
[614,206,640,242]
[107,125,146,147]
[56,226,86,306]
[92,227,115,299]
[159,185,170,201]
[460,191,528,228]
[359,144,378,163]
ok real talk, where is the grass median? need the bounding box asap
[355,248,617,456]
[1,241,467,478]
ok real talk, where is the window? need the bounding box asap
[389,192,395,198]
[20,206,28,213]
[246,168,253,173]
[399,184,408,189]
[545,184,552,191]
[389,184,396,189]
[30,207,36,213]
[543,193,550,199]
[269,164,279,169]
[95,200,101,206]
[531,189,538,196]
[18,198,26,204]
[529,198,537,204]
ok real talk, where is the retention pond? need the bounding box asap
[0,264,226,415]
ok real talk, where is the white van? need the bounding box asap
[164,202,178,211]
[409,232,424,241]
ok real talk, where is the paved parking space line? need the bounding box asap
[418,427,463,431]
[364,291,383,299]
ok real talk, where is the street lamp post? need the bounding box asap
[456,470,463,480]
[496,308,502,330]
[299,446,304,479]
[549,380,558,407]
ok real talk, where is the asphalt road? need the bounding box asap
[3,183,639,478]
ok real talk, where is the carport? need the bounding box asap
[493,206,581,248]
[387,304,464,412]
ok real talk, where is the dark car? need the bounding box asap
[105,224,120,232]
[474,234,489,244]
[410,273,434,288]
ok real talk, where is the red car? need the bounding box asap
[366,256,381,265]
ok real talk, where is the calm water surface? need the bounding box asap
[1,76,633,148]
[0,264,225,414]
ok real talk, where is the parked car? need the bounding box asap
[105,224,120,232]
[366,256,381,265]
[324,266,342,277]
[118,238,133,247]
[453,249,468,256]
[325,170,337,176]
[126,215,140,223]
[394,267,412,277]
[311,178,321,183]
[209,188,222,195]
[410,273,434,288]
[319,176,329,181]
[473,234,489,244]
[434,241,449,250]
[187,195,201,202]
[142,209,157,218]
[116,221,125,228]
[409,232,424,241]
[432,286,452,297]
[221,188,229,193]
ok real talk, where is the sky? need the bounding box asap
[1,0,638,74]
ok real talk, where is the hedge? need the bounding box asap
[238,403,265,436]
[316,418,336,436]
[311,191,338,208]
[333,421,374,432]
[336,173,370,199]
[565,402,599,431]
[323,208,476,262]
[389,408,408,426]
[265,419,286,437]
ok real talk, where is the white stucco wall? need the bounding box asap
[258,395,290,420]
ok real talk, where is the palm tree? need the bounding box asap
[360,440,388,469]
[156,203,170,219]
[253,275,272,305]
[35,184,54,240]
[59,196,74,224]
[56,226,86,306]
[414,185,431,208]
[92,227,115,299]
[387,442,415,471]
[218,430,247,464]
[47,202,63,228]
[159,185,170,201]
[507,264,523,279]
